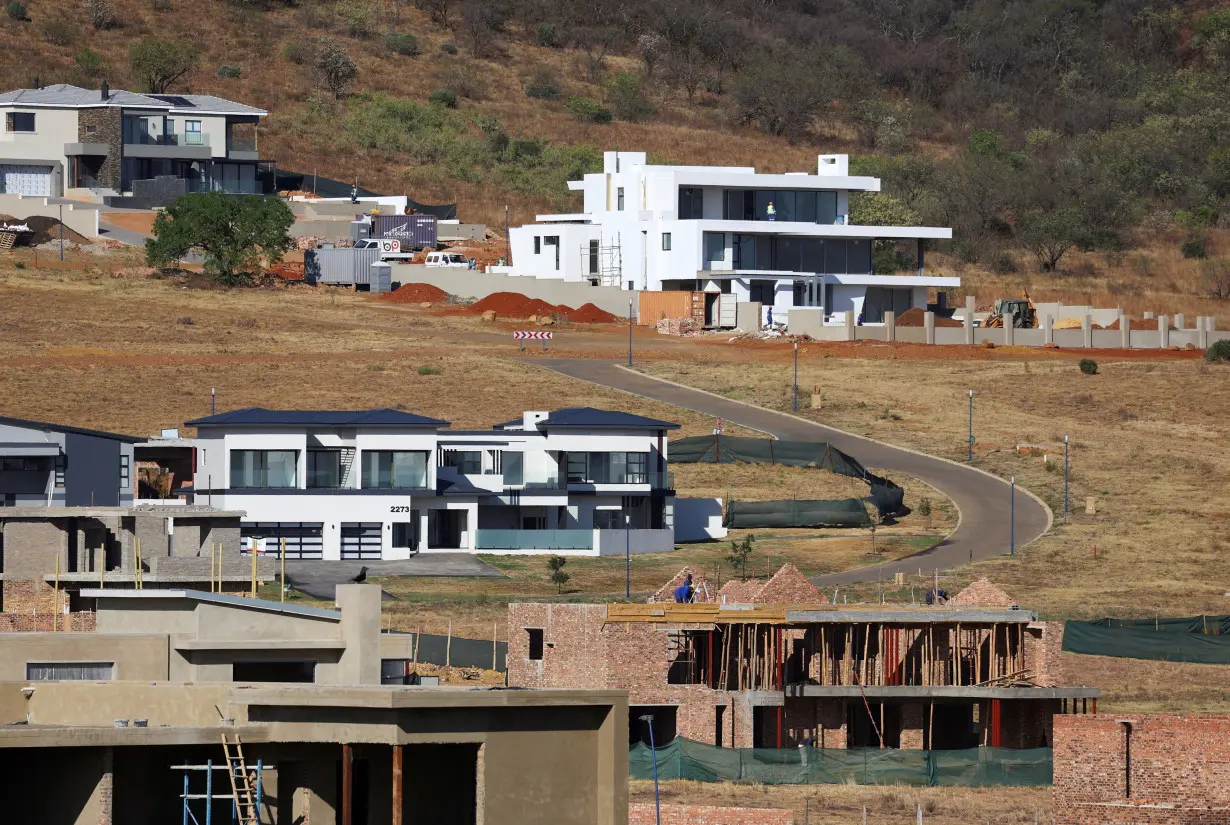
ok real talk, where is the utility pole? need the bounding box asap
[968,390,974,462]
[1010,476,1016,556]
[1064,435,1070,521]
[58,203,64,261]
[628,298,634,367]
[211,387,216,416]
[504,205,510,265]
[624,513,631,599]
[793,341,799,411]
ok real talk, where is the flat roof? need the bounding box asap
[786,685,1100,700]
[231,685,627,710]
[0,725,268,749]
[81,589,341,621]
[187,407,449,428]
[0,506,243,518]
[602,603,1038,625]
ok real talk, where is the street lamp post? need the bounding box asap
[504,205,510,265]
[1064,435,1070,521]
[58,203,64,261]
[1010,475,1016,556]
[625,513,631,599]
[793,342,799,411]
[968,390,974,462]
[639,714,662,825]
[628,298,634,367]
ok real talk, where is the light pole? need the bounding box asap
[58,202,64,261]
[639,714,662,825]
[628,298,634,367]
[1010,475,1016,556]
[211,387,216,416]
[625,513,631,599]
[792,341,799,411]
[1064,435,1070,521]
[968,390,974,462]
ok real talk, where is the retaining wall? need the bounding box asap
[0,195,99,239]
[390,263,640,317]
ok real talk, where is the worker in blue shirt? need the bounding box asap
[673,574,695,603]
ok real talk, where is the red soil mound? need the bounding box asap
[467,292,572,318]
[381,283,450,303]
[569,302,620,323]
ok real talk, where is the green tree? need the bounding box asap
[315,38,358,98]
[733,55,828,140]
[602,72,653,122]
[546,555,570,594]
[1015,206,1085,272]
[726,534,755,580]
[129,37,199,93]
[74,48,105,77]
[145,193,294,285]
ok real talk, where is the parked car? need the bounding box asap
[353,238,415,262]
[424,252,470,267]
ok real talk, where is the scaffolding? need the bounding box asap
[173,736,269,825]
[580,233,623,287]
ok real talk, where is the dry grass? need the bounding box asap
[629,780,1051,825]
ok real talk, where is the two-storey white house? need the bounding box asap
[187,407,679,560]
[505,151,958,325]
[0,82,268,199]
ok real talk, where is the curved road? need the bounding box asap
[539,359,1051,586]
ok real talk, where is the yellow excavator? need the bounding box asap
[983,289,1038,328]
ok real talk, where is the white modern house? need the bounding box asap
[186,407,680,559]
[0,82,269,199]
[505,151,958,325]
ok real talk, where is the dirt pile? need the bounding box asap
[24,216,91,246]
[1105,317,1169,331]
[466,292,570,318]
[266,262,305,281]
[569,302,620,323]
[896,307,963,327]
[381,283,450,303]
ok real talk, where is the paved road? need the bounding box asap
[538,360,1051,586]
[286,556,504,600]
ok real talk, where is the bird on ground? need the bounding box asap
[351,566,368,584]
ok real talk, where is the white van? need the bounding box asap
[424,252,470,268]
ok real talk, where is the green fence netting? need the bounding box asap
[725,498,873,529]
[670,435,906,518]
[629,738,1052,786]
[1063,615,1230,664]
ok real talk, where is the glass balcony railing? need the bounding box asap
[125,133,210,147]
[510,472,561,490]
[475,529,593,550]
[565,471,675,488]
[229,138,257,153]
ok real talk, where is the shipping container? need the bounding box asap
[304,247,383,289]
[638,291,705,326]
[372,214,438,248]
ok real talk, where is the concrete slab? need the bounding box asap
[786,685,1099,699]
[285,556,504,600]
[786,608,1036,623]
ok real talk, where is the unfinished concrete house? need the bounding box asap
[508,573,1098,749]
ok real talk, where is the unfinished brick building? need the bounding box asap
[1053,713,1230,825]
[508,573,1098,749]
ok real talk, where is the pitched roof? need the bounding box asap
[0,85,265,115]
[539,407,680,430]
[186,408,449,428]
[0,414,143,443]
[949,577,1018,608]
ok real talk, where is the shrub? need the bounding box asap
[536,21,557,47]
[439,42,458,54]
[1079,358,1098,375]
[384,31,419,57]
[525,65,559,99]
[217,65,242,79]
[417,365,441,375]
[14,261,25,270]
[1181,236,1208,259]
[42,19,76,45]
[566,96,612,123]
[315,38,358,99]
[85,0,117,30]
[437,62,485,99]
[526,84,558,100]
[151,0,171,10]
[282,39,313,64]
[1206,339,1230,363]
[429,87,457,108]
[339,0,373,38]
[176,315,194,325]
[602,71,653,122]
[74,47,104,76]
[547,555,569,593]
[7,1,27,20]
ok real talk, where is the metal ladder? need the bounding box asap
[221,734,259,825]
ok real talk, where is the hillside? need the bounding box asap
[5,0,1230,313]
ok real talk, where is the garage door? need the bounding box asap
[341,522,383,560]
[0,164,53,196]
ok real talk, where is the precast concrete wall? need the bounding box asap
[0,195,99,238]
[390,264,640,317]
[675,497,727,542]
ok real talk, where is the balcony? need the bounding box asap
[504,471,562,491]
[475,529,594,551]
[566,471,674,489]
[124,132,212,160]
[228,138,260,161]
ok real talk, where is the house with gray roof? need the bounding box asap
[0,81,270,200]
[186,407,681,560]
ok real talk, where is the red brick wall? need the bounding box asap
[630,804,792,825]
[1054,714,1230,825]
[1025,622,1065,686]
[506,603,610,690]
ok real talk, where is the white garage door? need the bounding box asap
[0,164,53,196]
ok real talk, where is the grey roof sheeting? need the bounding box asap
[186,407,450,428]
[0,414,144,443]
[0,84,265,115]
[499,407,680,431]
[80,588,342,621]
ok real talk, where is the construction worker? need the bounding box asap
[350,183,358,204]
[766,200,776,221]
[673,573,694,603]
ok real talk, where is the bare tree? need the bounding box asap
[637,32,667,78]
[414,0,453,27]
[572,27,619,82]
[315,38,358,99]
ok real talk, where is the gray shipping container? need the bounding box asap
[304,247,383,289]
[371,214,438,248]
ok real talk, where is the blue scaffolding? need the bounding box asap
[172,756,268,825]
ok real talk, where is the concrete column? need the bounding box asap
[1082,314,1092,348]
[916,239,924,276]
[924,311,935,345]
[1159,315,1169,348]
[1003,317,1014,346]
[1120,316,1131,350]
[1144,311,1155,320]
[392,745,404,825]
[1174,313,1185,330]
[844,310,855,341]
[1198,317,1209,349]
[964,295,975,345]
[884,310,896,342]
[1041,314,1053,345]
[1209,316,1218,333]
[337,584,381,685]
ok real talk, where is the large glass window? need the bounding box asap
[847,239,872,273]
[678,187,704,219]
[6,112,35,133]
[724,189,839,223]
[503,451,524,485]
[27,662,113,680]
[230,450,297,488]
[724,190,751,221]
[824,239,847,274]
[817,191,838,225]
[361,451,428,488]
[441,450,482,475]
[796,191,817,223]
[775,190,796,222]
[704,232,725,267]
[566,452,651,483]
[307,450,341,489]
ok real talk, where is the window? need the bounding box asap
[0,457,46,472]
[230,450,297,488]
[544,236,560,269]
[534,236,541,254]
[678,187,704,219]
[27,662,114,681]
[119,454,130,489]
[361,451,428,488]
[1,494,14,507]
[307,450,342,489]
[232,661,315,683]
[704,232,725,267]
[185,120,203,145]
[527,628,544,660]
[566,452,650,484]
[392,521,418,549]
[626,452,648,483]
[6,112,35,133]
[442,450,482,475]
[661,232,672,251]
[566,452,588,483]
[503,451,524,485]
[617,187,625,210]
[593,510,624,530]
[817,191,838,225]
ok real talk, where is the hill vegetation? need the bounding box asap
[5,0,1230,304]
